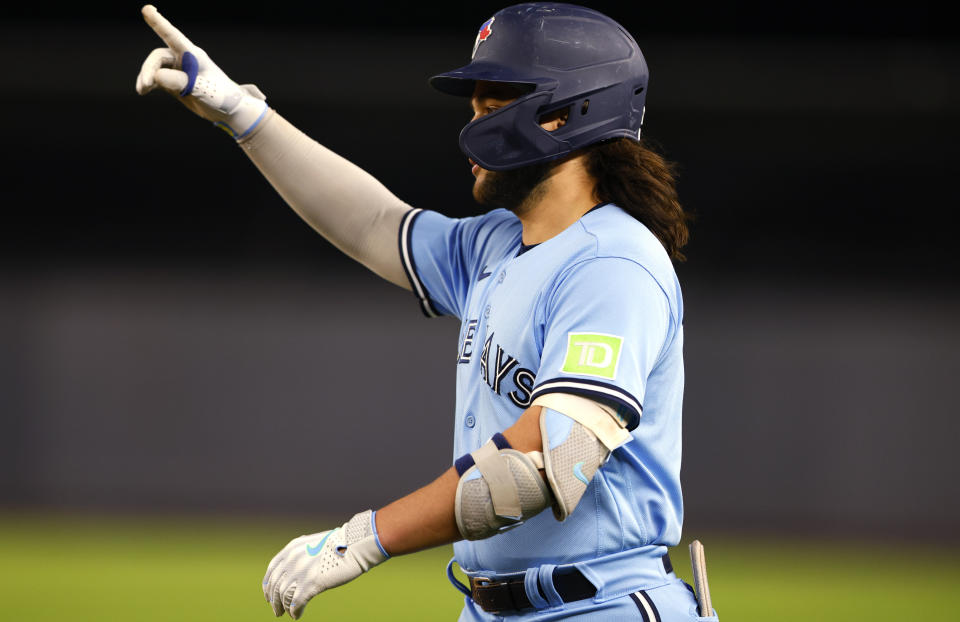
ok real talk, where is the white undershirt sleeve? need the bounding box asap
[238,109,413,289]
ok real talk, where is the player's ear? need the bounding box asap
[538,106,570,132]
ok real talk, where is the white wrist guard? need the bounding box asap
[454,434,552,540]
[533,393,634,520]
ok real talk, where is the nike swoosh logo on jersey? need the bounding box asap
[477,266,492,281]
[573,461,589,485]
[305,528,338,556]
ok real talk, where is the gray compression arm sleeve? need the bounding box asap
[238,109,412,289]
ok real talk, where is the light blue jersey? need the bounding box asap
[399,203,688,609]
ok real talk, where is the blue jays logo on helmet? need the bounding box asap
[472,17,495,58]
[430,3,649,171]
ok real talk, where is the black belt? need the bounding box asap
[469,553,673,614]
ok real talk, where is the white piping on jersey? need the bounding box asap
[532,380,642,418]
[632,591,658,622]
[400,209,438,318]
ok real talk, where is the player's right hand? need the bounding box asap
[135,5,269,139]
[262,510,389,619]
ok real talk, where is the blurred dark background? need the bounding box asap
[1,1,957,538]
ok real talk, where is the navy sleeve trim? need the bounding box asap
[398,209,441,318]
[531,377,642,431]
[454,453,475,476]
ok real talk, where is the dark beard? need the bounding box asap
[473,160,555,215]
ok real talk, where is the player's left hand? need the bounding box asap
[135,4,268,138]
[262,510,389,619]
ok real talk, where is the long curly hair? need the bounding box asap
[585,138,690,262]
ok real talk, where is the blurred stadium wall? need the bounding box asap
[1,2,957,538]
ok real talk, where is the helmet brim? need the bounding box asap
[429,60,552,97]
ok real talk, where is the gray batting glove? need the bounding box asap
[135,4,268,139]
[262,510,390,619]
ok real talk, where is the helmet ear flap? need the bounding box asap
[460,91,569,171]
[462,85,647,171]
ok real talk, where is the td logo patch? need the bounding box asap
[561,332,623,380]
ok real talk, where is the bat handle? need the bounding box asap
[688,540,713,616]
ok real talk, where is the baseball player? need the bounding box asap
[136,3,716,620]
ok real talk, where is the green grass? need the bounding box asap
[0,513,955,621]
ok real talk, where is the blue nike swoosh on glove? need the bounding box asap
[573,462,589,485]
[306,528,339,556]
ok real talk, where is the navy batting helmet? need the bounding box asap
[430,3,648,171]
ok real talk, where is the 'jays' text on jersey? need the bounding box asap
[399,203,685,591]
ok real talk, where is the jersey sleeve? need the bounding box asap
[398,208,515,319]
[530,257,672,430]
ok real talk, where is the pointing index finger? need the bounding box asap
[142,5,194,53]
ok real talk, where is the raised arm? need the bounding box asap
[237,113,412,287]
[135,5,412,288]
